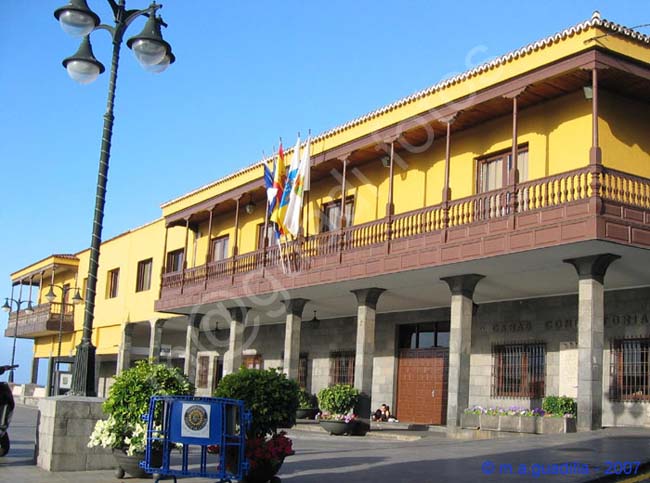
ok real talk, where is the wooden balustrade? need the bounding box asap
[162,166,646,290]
[601,168,650,209]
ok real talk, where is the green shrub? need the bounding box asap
[317,384,359,415]
[298,388,316,409]
[542,396,577,417]
[90,360,194,453]
[214,367,300,438]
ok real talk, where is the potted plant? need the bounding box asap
[211,368,299,483]
[87,360,194,478]
[296,388,318,420]
[540,396,577,433]
[317,384,360,435]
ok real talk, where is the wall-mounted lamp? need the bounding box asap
[380,155,391,168]
[583,85,593,100]
[245,200,256,215]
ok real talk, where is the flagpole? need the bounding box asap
[262,151,271,273]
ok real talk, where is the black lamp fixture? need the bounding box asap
[2,294,35,383]
[62,36,105,84]
[381,155,391,168]
[55,1,175,84]
[245,195,256,215]
[53,0,175,397]
[54,0,101,37]
[126,12,175,72]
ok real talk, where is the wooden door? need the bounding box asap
[396,348,448,424]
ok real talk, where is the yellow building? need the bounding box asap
[7,12,650,429]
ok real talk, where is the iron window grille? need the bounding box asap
[278,352,309,389]
[610,338,650,401]
[196,355,209,389]
[492,342,545,398]
[330,351,355,386]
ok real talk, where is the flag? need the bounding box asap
[264,161,275,214]
[275,137,300,236]
[269,143,286,235]
[284,136,311,236]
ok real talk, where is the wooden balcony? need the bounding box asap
[156,166,650,312]
[4,302,75,339]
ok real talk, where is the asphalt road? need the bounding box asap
[3,405,650,482]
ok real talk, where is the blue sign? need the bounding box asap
[140,395,251,483]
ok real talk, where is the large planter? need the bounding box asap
[467,414,576,434]
[319,420,355,435]
[112,448,162,479]
[539,416,576,434]
[296,408,318,420]
[460,413,480,429]
[244,457,284,483]
[480,414,500,431]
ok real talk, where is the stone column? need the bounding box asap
[184,314,202,382]
[283,299,309,380]
[30,356,39,384]
[441,274,484,429]
[116,323,134,375]
[223,307,248,375]
[565,253,619,431]
[352,288,385,420]
[148,319,165,362]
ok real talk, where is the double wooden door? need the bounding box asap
[396,348,448,425]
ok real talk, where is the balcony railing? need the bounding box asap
[4,302,75,338]
[161,166,648,292]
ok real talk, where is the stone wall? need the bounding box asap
[166,286,650,427]
[37,397,113,472]
[468,286,650,427]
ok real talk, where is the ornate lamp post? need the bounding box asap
[53,0,174,396]
[2,295,35,383]
[43,285,83,394]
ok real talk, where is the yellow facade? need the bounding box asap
[10,15,650,361]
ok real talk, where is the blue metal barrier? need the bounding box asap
[140,395,251,483]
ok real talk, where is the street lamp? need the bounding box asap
[44,285,83,395]
[2,297,35,383]
[53,0,175,396]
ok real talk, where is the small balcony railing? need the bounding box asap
[4,302,75,338]
[161,166,649,292]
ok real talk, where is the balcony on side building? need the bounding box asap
[4,302,75,339]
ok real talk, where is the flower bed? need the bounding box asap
[462,405,576,434]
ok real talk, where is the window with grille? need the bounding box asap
[492,343,545,398]
[165,249,184,273]
[610,339,650,401]
[106,268,120,299]
[298,353,308,389]
[243,354,263,370]
[330,351,355,386]
[197,355,209,388]
[135,258,153,292]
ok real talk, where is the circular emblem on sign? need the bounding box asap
[184,405,208,431]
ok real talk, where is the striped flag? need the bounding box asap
[269,143,287,235]
[275,137,300,236]
[284,136,311,236]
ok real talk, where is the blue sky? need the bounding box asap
[0,1,647,384]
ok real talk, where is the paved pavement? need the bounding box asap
[3,405,650,482]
